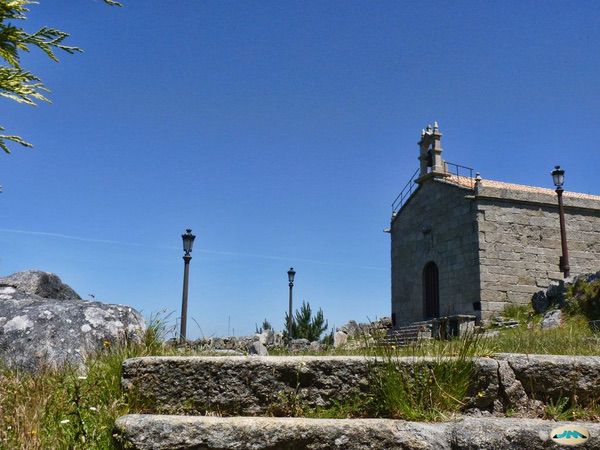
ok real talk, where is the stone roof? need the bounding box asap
[445,175,600,202]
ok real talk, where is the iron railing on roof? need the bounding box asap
[444,161,475,189]
[391,162,475,213]
[391,168,420,213]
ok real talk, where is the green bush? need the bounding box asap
[284,301,329,342]
[565,278,600,320]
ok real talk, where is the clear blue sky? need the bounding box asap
[1,1,599,338]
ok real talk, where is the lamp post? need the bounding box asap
[180,229,196,343]
[287,267,296,340]
[551,166,570,278]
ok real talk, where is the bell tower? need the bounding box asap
[417,121,448,183]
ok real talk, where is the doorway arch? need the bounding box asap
[423,261,440,319]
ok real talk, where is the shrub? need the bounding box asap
[565,278,600,320]
[284,301,329,342]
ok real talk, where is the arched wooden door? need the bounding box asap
[423,262,439,319]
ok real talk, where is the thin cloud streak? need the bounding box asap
[0,228,386,271]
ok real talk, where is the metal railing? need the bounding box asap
[444,161,475,189]
[391,162,474,213]
[391,168,420,213]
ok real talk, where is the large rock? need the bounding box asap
[531,291,550,314]
[0,270,81,300]
[546,280,567,308]
[0,275,145,371]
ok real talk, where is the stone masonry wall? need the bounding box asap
[476,185,600,321]
[391,178,480,326]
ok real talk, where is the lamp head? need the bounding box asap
[182,229,196,255]
[287,267,296,284]
[551,165,565,189]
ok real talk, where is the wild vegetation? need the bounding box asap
[2,283,600,448]
[282,300,332,343]
[565,277,600,321]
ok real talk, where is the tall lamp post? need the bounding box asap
[551,166,570,278]
[180,229,196,343]
[287,267,296,340]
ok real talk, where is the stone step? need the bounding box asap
[379,324,427,345]
[121,354,600,418]
[114,415,600,450]
[121,356,497,416]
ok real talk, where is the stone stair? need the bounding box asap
[114,415,600,450]
[379,321,431,346]
[113,354,600,449]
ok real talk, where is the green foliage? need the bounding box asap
[367,359,473,421]
[255,318,272,334]
[284,301,328,342]
[321,328,334,346]
[363,332,479,421]
[564,278,600,320]
[500,303,536,323]
[0,0,121,153]
[543,396,600,421]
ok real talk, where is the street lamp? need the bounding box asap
[551,166,570,278]
[287,267,296,340]
[180,228,196,342]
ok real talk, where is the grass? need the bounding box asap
[1,307,600,448]
[0,343,130,449]
[0,315,182,449]
[544,397,600,421]
[270,333,480,421]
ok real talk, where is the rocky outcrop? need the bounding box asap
[334,317,392,348]
[0,271,145,371]
[531,269,600,314]
[114,415,600,450]
[191,330,286,354]
[190,331,327,354]
[0,270,81,300]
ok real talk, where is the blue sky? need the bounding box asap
[1,1,599,338]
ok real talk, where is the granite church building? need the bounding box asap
[390,123,600,326]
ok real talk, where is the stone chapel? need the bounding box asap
[389,123,600,326]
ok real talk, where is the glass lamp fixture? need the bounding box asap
[287,267,296,285]
[182,229,196,255]
[551,166,565,189]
